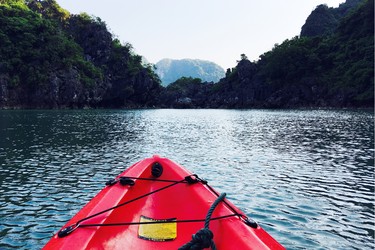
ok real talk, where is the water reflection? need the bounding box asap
[0,109,373,249]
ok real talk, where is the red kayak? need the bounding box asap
[43,155,285,249]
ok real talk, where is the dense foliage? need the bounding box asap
[0,0,161,108]
[0,1,96,87]
[159,77,212,108]
[256,0,373,107]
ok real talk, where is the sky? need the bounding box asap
[57,0,345,70]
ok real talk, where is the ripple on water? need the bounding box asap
[0,109,373,249]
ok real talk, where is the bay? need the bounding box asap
[0,109,374,249]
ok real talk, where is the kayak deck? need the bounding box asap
[43,155,285,249]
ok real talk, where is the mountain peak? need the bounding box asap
[155,58,225,86]
[300,0,364,37]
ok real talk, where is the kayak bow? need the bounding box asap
[43,155,285,249]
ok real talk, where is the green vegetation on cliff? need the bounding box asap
[257,0,373,107]
[159,77,212,108]
[0,0,161,108]
[0,0,98,88]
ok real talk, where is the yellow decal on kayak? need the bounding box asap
[138,216,177,241]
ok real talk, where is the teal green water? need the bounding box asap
[0,109,374,249]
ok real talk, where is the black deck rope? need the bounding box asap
[58,175,196,238]
[106,176,187,186]
[179,193,227,250]
[205,183,258,229]
[77,214,239,228]
[78,177,194,223]
[57,173,252,242]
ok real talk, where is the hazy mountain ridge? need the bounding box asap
[155,58,225,86]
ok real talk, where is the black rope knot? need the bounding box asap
[179,193,226,250]
[192,228,214,248]
[179,228,214,250]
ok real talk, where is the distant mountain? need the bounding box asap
[155,59,225,86]
[300,0,363,37]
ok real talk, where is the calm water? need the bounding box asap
[0,109,374,249]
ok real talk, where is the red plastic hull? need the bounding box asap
[43,155,285,249]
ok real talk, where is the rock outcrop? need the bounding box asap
[0,0,162,109]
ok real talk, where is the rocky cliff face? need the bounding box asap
[0,68,106,108]
[205,59,269,108]
[0,0,162,109]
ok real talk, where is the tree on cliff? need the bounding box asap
[0,0,162,108]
